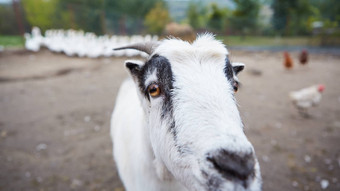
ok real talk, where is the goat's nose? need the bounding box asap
[207,150,255,181]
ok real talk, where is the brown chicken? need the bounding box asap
[283,51,293,69]
[299,49,308,65]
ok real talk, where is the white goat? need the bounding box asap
[110,34,262,191]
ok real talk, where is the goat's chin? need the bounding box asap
[170,170,254,191]
[216,182,261,191]
[181,176,261,191]
[202,174,262,191]
[196,166,262,191]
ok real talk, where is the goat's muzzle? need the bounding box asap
[207,149,255,187]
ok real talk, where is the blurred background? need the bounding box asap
[0,0,339,191]
[0,0,340,47]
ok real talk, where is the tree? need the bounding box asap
[207,3,230,33]
[230,0,260,35]
[186,1,208,30]
[292,0,315,35]
[22,0,77,32]
[57,0,105,34]
[271,0,315,35]
[187,3,200,29]
[21,0,58,31]
[310,0,340,24]
[0,5,18,35]
[21,0,166,35]
[144,2,171,35]
[271,0,289,33]
[105,0,161,34]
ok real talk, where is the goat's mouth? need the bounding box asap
[202,170,256,191]
[201,169,258,191]
[201,150,258,191]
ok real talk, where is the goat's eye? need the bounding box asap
[147,83,161,97]
[233,81,239,92]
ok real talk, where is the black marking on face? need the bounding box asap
[134,54,175,119]
[224,56,234,81]
[139,54,174,118]
[224,56,240,92]
[130,54,179,141]
[170,120,176,137]
[139,55,189,155]
[170,120,192,155]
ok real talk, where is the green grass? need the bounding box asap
[217,36,322,47]
[0,36,24,47]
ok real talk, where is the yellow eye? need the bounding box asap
[148,83,161,97]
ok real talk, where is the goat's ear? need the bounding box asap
[232,62,245,75]
[124,60,144,77]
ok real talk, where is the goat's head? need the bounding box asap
[115,34,261,191]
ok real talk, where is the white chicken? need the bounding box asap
[289,84,325,117]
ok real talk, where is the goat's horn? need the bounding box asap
[113,41,159,55]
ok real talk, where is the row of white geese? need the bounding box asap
[24,27,159,58]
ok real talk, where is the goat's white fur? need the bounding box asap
[111,34,261,191]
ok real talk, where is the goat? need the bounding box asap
[110,34,262,191]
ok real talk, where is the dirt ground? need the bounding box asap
[0,49,339,191]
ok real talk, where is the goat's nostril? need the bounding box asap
[207,150,255,181]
